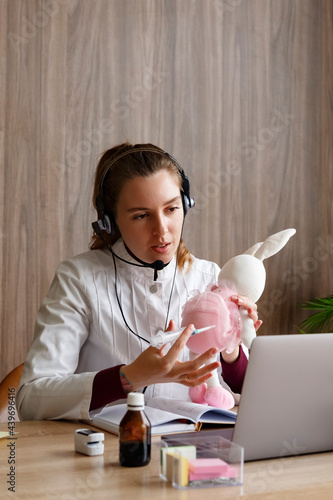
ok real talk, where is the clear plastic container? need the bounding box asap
[160,432,243,489]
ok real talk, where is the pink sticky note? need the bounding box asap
[188,458,228,475]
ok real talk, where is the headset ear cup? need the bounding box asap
[102,214,112,235]
[182,192,189,216]
[182,194,195,216]
[181,173,195,217]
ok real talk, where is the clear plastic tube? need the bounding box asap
[151,325,215,348]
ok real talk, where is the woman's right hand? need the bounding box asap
[120,320,220,392]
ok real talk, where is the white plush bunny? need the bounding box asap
[181,228,296,408]
[219,228,297,349]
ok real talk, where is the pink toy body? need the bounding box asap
[183,283,241,355]
[180,228,296,410]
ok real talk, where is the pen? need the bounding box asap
[151,325,216,348]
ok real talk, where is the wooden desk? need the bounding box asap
[1,421,333,499]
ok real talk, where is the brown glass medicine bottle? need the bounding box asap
[119,392,151,467]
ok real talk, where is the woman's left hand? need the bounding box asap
[230,295,263,331]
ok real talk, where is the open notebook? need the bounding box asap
[86,396,237,436]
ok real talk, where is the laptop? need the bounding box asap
[165,334,333,461]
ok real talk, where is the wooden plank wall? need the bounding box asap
[1,0,332,380]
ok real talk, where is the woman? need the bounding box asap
[17,143,261,420]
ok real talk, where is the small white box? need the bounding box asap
[74,428,104,456]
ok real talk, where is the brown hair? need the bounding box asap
[90,142,192,270]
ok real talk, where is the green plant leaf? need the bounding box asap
[299,296,333,333]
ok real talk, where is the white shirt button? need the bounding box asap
[150,284,159,294]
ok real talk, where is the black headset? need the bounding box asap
[92,147,195,237]
[91,147,195,346]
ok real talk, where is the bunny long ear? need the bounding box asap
[243,242,263,256]
[254,228,296,261]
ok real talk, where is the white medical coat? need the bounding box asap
[17,239,220,421]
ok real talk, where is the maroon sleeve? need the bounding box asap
[220,345,248,394]
[89,364,127,412]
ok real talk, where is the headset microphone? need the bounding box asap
[150,259,164,280]
[152,260,164,271]
[110,249,165,280]
[135,258,165,281]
